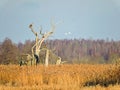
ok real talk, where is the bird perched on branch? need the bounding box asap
[29,24,33,28]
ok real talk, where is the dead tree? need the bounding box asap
[41,48,62,66]
[29,22,55,66]
[45,49,49,67]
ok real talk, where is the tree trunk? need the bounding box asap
[45,49,49,67]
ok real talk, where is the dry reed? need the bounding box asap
[0,64,120,90]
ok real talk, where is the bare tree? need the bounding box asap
[29,22,55,66]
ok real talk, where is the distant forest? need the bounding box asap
[0,38,120,64]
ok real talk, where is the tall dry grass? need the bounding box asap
[0,64,120,90]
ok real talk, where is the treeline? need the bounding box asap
[0,38,120,64]
[0,38,34,64]
[48,39,120,64]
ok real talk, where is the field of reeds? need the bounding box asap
[0,64,120,90]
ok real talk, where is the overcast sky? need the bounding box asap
[0,0,120,43]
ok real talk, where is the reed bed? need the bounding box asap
[0,64,120,90]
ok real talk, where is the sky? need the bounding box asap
[1,0,120,43]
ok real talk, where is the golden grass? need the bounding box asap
[0,64,120,90]
[1,85,120,90]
